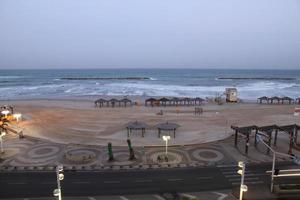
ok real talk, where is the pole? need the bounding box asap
[56,168,62,200]
[271,152,275,192]
[165,139,168,155]
[0,137,3,153]
[239,164,245,200]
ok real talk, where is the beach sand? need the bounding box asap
[2,98,300,146]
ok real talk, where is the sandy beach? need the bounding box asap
[2,97,299,147]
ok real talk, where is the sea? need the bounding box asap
[0,69,299,100]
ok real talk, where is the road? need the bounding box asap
[0,162,298,199]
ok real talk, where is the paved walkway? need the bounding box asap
[0,131,298,168]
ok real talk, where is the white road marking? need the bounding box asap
[73,181,91,184]
[104,180,121,184]
[8,182,26,185]
[120,196,129,200]
[153,194,165,200]
[42,182,56,184]
[88,197,97,200]
[195,176,213,180]
[167,178,183,181]
[232,180,263,186]
[134,179,153,183]
[229,177,258,182]
[213,192,228,200]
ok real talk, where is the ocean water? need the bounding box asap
[0,69,299,100]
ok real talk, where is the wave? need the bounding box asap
[61,77,150,80]
[216,77,296,80]
[0,76,24,79]
[0,80,299,100]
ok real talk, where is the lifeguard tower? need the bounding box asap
[225,88,237,103]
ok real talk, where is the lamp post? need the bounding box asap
[1,110,10,118]
[53,165,64,200]
[13,113,22,122]
[0,131,6,153]
[237,161,247,200]
[256,134,299,192]
[162,135,170,156]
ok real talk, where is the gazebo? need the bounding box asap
[257,96,268,104]
[126,121,149,137]
[155,122,180,138]
[169,97,180,106]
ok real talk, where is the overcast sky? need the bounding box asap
[0,0,300,69]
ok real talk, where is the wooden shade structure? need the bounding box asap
[126,121,149,137]
[257,96,269,104]
[155,122,180,138]
[257,96,295,104]
[231,124,300,155]
[281,96,294,104]
[145,97,205,107]
[95,98,132,107]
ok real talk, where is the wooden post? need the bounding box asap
[234,129,238,147]
[127,128,130,138]
[288,131,293,154]
[267,131,272,155]
[254,129,258,147]
[274,129,278,146]
[174,129,176,138]
[158,129,161,138]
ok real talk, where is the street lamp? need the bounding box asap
[162,135,170,156]
[1,110,10,118]
[54,165,64,200]
[256,134,299,192]
[237,161,247,200]
[13,113,22,122]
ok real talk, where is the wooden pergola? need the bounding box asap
[94,98,108,107]
[232,124,300,155]
[155,122,180,138]
[269,96,281,104]
[145,98,158,106]
[281,96,294,104]
[119,98,132,107]
[257,96,269,104]
[126,121,148,137]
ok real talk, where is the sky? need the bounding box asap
[0,0,300,69]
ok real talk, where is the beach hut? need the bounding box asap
[155,122,180,138]
[281,96,294,104]
[257,96,268,104]
[145,98,157,106]
[126,121,149,137]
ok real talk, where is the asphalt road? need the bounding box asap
[0,162,298,199]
